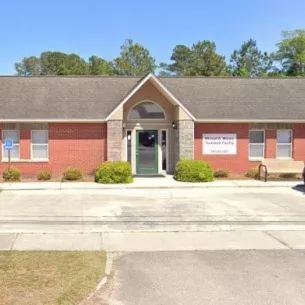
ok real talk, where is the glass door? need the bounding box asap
[136,130,158,174]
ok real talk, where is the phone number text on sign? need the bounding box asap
[203,134,237,155]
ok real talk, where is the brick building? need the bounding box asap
[1,73,305,176]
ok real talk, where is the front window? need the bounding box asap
[2,130,20,160]
[277,130,292,158]
[31,130,49,160]
[249,130,265,159]
[128,101,165,119]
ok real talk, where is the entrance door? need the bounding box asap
[136,130,158,174]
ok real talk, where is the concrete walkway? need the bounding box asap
[1,231,305,251]
[1,187,305,234]
[0,177,303,191]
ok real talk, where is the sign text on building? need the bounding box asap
[203,134,237,155]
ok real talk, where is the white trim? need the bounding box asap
[248,129,265,160]
[0,119,106,122]
[105,73,196,121]
[160,129,169,172]
[1,130,20,161]
[106,74,152,121]
[149,75,196,121]
[125,129,132,162]
[196,119,305,123]
[276,129,293,159]
[2,159,49,163]
[30,130,49,161]
[127,100,167,121]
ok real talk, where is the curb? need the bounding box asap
[0,184,304,191]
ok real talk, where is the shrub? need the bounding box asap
[279,173,297,179]
[214,169,229,178]
[245,167,259,179]
[37,170,52,181]
[2,167,21,181]
[63,167,83,181]
[174,159,214,182]
[95,161,133,184]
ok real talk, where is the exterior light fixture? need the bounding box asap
[122,123,126,129]
[172,121,178,130]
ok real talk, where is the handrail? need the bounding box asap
[259,164,267,182]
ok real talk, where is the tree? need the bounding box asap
[160,45,192,76]
[187,41,229,76]
[15,56,41,76]
[160,40,229,76]
[230,39,273,77]
[275,29,305,76]
[40,51,69,75]
[113,39,157,76]
[65,53,89,75]
[40,52,89,75]
[88,56,114,75]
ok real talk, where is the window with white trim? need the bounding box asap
[249,130,265,159]
[276,130,292,158]
[2,130,20,160]
[31,130,48,160]
[128,101,165,119]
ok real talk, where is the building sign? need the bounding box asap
[203,134,237,155]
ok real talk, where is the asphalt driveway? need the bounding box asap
[102,250,305,305]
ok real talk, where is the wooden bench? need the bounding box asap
[258,159,305,182]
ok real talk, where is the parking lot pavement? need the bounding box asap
[0,187,305,233]
[106,250,305,305]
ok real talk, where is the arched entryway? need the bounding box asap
[124,100,172,175]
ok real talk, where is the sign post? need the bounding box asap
[4,139,13,169]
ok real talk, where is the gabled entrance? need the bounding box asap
[106,73,195,175]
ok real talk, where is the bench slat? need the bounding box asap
[261,159,304,174]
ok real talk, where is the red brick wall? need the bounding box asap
[0,123,107,176]
[195,123,305,174]
[293,124,305,161]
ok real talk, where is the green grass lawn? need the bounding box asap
[0,251,106,305]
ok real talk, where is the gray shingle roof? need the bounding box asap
[161,77,305,121]
[0,76,139,120]
[1,75,305,121]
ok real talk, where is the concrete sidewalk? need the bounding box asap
[0,177,303,191]
[1,231,305,251]
[1,187,305,234]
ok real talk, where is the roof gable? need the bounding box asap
[106,73,195,121]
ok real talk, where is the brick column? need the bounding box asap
[265,129,276,158]
[174,120,194,165]
[107,120,123,161]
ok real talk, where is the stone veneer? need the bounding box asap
[107,120,123,161]
[174,120,194,164]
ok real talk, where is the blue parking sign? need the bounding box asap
[4,139,13,151]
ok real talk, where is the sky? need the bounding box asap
[1,0,305,75]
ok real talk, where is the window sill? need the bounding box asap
[249,158,264,162]
[2,159,49,163]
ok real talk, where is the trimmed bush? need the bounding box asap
[245,167,259,179]
[95,161,133,184]
[214,169,229,178]
[174,159,214,182]
[37,170,52,181]
[63,167,83,181]
[279,173,297,179]
[3,167,21,181]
